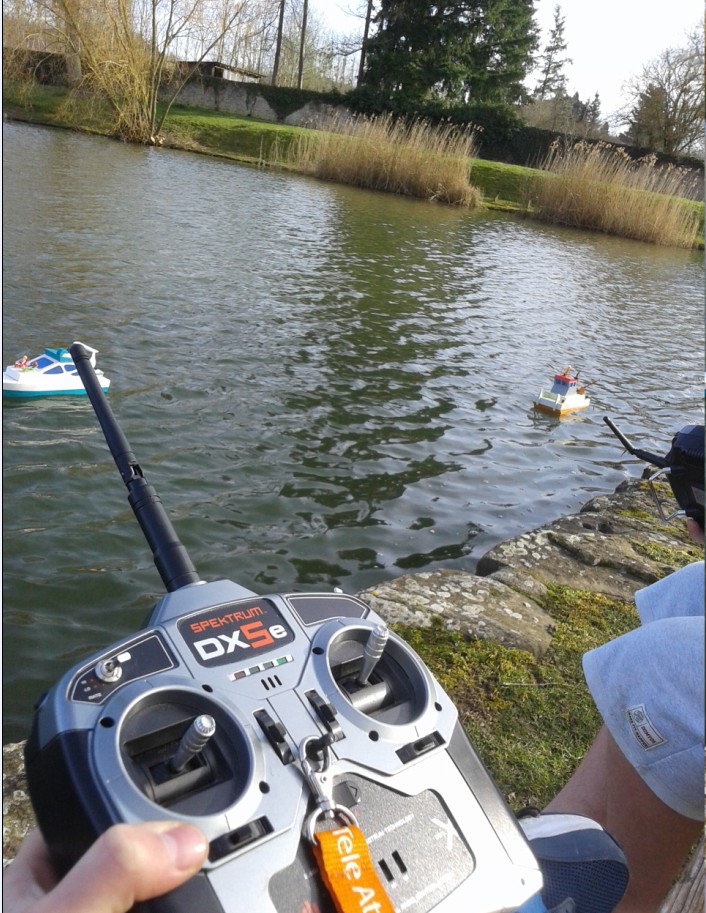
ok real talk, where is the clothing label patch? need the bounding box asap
[625,704,667,751]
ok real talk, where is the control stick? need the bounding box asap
[357,623,389,685]
[169,714,217,774]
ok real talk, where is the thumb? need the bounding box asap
[34,821,208,913]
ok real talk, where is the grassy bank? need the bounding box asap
[397,585,637,810]
[4,81,703,246]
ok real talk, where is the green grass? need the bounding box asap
[469,159,537,211]
[4,80,72,123]
[163,105,304,164]
[397,585,640,810]
[3,79,116,133]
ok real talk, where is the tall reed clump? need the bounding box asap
[288,113,481,207]
[526,140,702,248]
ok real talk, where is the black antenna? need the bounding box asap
[603,416,668,468]
[70,342,201,592]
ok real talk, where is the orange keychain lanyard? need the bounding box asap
[312,824,396,913]
[299,735,396,913]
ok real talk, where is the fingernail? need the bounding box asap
[160,824,209,871]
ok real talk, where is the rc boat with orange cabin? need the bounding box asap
[533,366,590,416]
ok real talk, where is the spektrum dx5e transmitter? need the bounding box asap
[25,342,543,913]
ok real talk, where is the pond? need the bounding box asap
[2,121,703,741]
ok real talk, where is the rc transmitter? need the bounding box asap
[25,343,543,913]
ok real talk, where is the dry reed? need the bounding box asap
[526,141,702,248]
[288,112,481,207]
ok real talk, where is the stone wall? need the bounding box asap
[166,79,351,128]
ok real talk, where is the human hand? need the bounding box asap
[3,821,208,913]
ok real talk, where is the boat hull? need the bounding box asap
[532,392,590,416]
[2,371,111,397]
[2,383,110,398]
[533,400,589,416]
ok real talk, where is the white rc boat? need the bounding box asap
[2,343,111,398]
[533,366,590,416]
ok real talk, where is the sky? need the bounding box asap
[310,0,702,127]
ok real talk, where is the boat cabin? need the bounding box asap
[550,371,580,395]
[30,349,79,375]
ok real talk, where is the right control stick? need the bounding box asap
[357,623,389,685]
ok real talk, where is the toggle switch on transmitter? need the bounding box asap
[95,651,132,683]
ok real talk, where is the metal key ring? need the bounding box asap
[305,804,360,844]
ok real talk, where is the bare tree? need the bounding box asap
[621,27,704,155]
[295,0,306,88]
[356,0,373,86]
[3,0,57,50]
[265,0,332,90]
[6,0,357,108]
[270,0,285,83]
[2,0,80,82]
[214,0,278,74]
[49,0,246,143]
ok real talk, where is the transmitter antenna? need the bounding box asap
[70,342,201,592]
[602,416,668,467]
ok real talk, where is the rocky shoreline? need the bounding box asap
[3,478,699,869]
[358,478,698,655]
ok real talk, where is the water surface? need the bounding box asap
[3,122,703,741]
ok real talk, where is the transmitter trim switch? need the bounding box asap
[254,710,293,764]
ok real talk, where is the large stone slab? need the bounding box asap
[358,481,697,660]
[358,567,554,658]
[476,481,696,602]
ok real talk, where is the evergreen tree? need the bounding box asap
[357,0,376,86]
[585,92,601,132]
[533,4,571,100]
[361,0,537,107]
